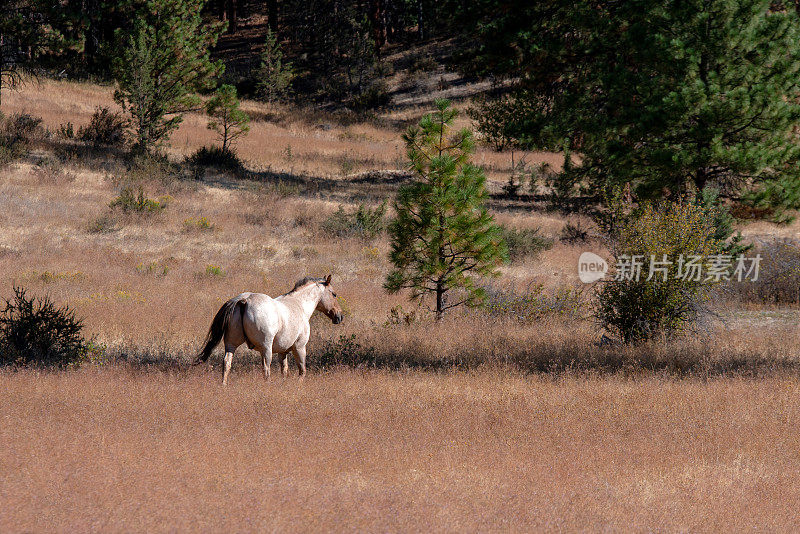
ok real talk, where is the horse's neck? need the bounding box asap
[279,286,321,320]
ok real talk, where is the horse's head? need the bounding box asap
[317,274,343,324]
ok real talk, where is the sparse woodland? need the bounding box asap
[1,0,800,531]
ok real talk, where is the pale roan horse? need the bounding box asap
[195,275,343,384]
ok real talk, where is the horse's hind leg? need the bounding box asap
[222,306,246,386]
[261,348,273,380]
[222,344,236,386]
[278,354,289,377]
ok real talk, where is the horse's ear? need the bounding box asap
[324,274,332,285]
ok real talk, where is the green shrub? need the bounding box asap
[185,145,243,172]
[79,107,127,146]
[410,54,438,73]
[722,239,800,304]
[500,226,553,261]
[351,81,391,111]
[317,334,377,369]
[596,201,724,343]
[135,261,170,277]
[502,176,522,197]
[696,187,750,257]
[467,95,526,152]
[383,305,418,326]
[545,146,581,211]
[322,201,387,240]
[182,216,215,232]
[0,286,93,367]
[123,154,189,186]
[337,153,358,176]
[559,221,590,244]
[5,113,44,142]
[205,84,250,154]
[88,214,119,234]
[485,283,585,321]
[58,122,75,139]
[502,157,534,197]
[203,264,225,277]
[0,112,43,164]
[0,145,18,166]
[110,186,168,214]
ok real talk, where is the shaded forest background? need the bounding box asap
[1,0,498,106]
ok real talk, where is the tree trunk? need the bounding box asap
[435,279,444,321]
[386,2,396,42]
[268,0,278,33]
[82,0,99,71]
[417,0,424,40]
[226,0,238,33]
[435,210,445,320]
[0,33,4,108]
[369,0,386,53]
[695,167,708,192]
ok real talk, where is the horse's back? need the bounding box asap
[238,292,285,348]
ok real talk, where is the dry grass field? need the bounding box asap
[2,78,563,181]
[2,79,800,531]
[3,369,800,532]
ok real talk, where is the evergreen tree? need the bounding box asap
[0,1,68,107]
[385,99,508,320]
[339,14,376,97]
[470,0,800,219]
[255,28,294,103]
[695,187,750,257]
[206,84,250,153]
[112,0,224,153]
[65,0,137,76]
[283,0,378,100]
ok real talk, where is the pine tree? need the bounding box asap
[695,187,750,257]
[0,1,68,107]
[112,0,224,153]
[206,84,250,154]
[339,14,376,97]
[469,0,800,219]
[255,28,294,103]
[385,99,508,320]
[282,0,378,100]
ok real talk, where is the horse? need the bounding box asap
[195,274,343,385]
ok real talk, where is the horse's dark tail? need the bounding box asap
[194,297,246,364]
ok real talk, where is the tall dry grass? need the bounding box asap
[2,368,800,532]
[2,77,800,531]
[1,156,796,377]
[2,78,562,184]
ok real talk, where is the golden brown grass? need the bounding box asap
[2,78,800,531]
[2,156,795,374]
[3,78,562,183]
[3,367,800,532]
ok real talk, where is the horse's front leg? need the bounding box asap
[291,345,307,378]
[278,353,289,377]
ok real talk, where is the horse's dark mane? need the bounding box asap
[288,276,325,293]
